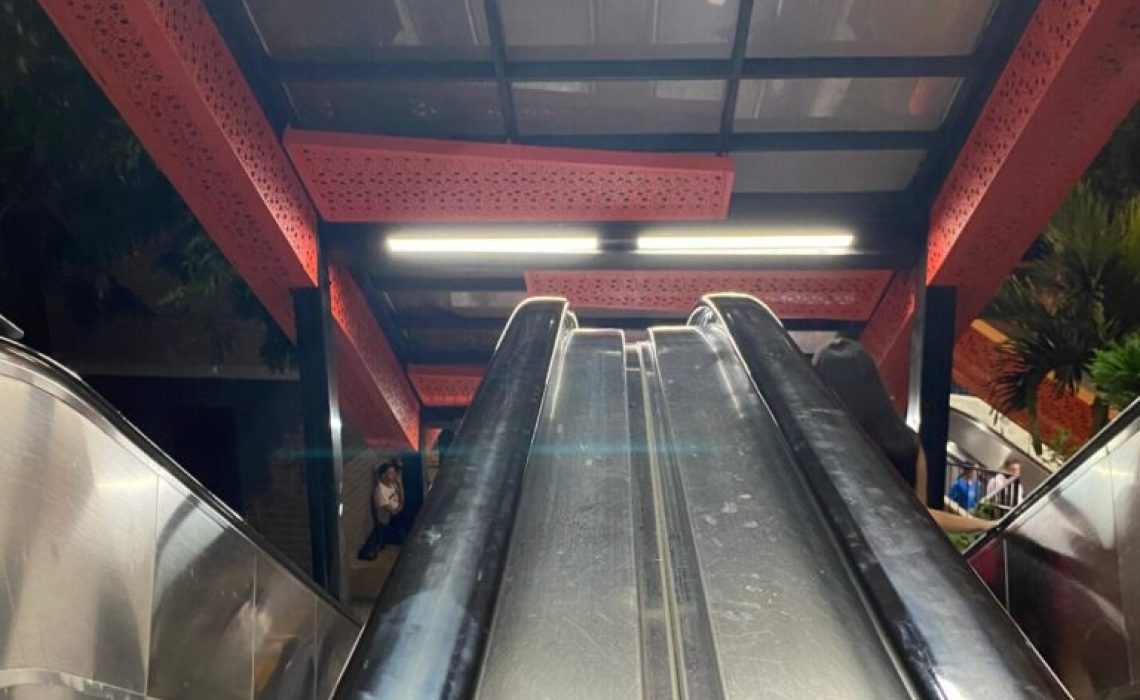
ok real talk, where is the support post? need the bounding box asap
[293,261,348,602]
[917,286,957,509]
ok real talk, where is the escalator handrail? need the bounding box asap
[334,297,573,700]
[694,293,1069,700]
[0,336,357,622]
[966,396,1140,556]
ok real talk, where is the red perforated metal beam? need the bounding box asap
[954,322,1092,450]
[284,129,735,222]
[525,270,892,319]
[39,0,419,447]
[408,365,485,407]
[864,0,1140,408]
[858,270,916,409]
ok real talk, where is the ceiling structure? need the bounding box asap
[206,0,1037,372]
[37,0,1140,444]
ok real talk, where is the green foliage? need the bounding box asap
[1090,333,1140,409]
[1,0,291,370]
[985,183,1140,450]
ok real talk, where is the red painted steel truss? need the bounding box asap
[408,365,486,407]
[864,0,1140,409]
[38,0,420,447]
[525,269,892,318]
[284,129,735,222]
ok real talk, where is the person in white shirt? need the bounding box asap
[357,460,406,561]
[985,457,1023,507]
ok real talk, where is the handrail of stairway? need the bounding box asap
[334,297,573,700]
[693,293,1069,700]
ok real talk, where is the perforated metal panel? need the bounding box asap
[927,0,1140,327]
[524,270,891,319]
[39,0,423,449]
[38,0,319,331]
[408,365,485,407]
[329,267,420,447]
[284,129,734,222]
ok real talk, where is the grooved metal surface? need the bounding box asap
[477,330,640,699]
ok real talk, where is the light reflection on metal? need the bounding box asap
[0,338,359,700]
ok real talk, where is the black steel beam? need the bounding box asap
[917,286,957,510]
[482,0,518,139]
[719,0,756,150]
[508,129,935,152]
[274,55,974,84]
[292,275,348,602]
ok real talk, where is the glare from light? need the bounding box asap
[636,229,854,256]
[386,229,599,255]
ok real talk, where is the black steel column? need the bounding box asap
[292,256,348,602]
[917,286,957,509]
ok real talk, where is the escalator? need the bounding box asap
[967,398,1140,699]
[0,337,359,699]
[337,295,1068,699]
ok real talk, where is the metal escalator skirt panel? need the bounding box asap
[0,339,358,700]
[477,329,640,700]
[647,326,910,699]
[697,294,1069,699]
[335,298,571,700]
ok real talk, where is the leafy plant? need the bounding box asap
[985,184,1140,451]
[1090,333,1140,410]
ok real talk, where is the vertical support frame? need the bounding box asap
[918,286,957,509]
[293,249,349,602]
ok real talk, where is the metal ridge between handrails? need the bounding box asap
[691,293,1069,700]
[334,297,574,700]
[0,336,357,622]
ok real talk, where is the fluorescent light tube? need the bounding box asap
[637,229,854,255]
[386,229,599,254]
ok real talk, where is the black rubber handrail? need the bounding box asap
[334,297,572,700]
[695,293,1068,700]
[966,397,1140,556]
[0,336,357,622]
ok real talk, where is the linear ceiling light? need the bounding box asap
[637,228,854,255]
[386,228,599,255]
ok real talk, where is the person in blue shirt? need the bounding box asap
[949,468,982,511]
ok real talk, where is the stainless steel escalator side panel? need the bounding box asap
[476,329,641,700]
[0,338,359,700]
[148,485,256,699]
[335,298,573,700]
[698,294,1070,700]
[0,376,157,695]
[648,326,911,699]
[965,400,1140,698]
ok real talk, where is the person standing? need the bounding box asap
[986,457,1024,507]
[948,468,982,511]
[357,460,406,561]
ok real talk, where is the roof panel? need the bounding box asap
[514,80,726,135]
[745,0,998,57]
[287,81,504,137]
[244,0,491,61]
[499,0,740,60]
[732,151,926,193]
[734,77,961,133]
